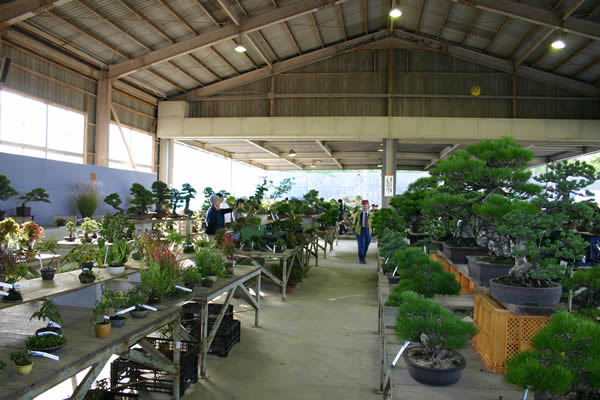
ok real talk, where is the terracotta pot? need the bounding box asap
[95,322,111,338]
[15,363,33,376]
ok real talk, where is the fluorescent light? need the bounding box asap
[378,144,383,152]
[389,8,402,18]
[234,44,247,53]
[551,39,566,49]
[377,162,383,168]
[288,149,297,157]
[309,161,316,168]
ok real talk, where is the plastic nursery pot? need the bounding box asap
[40,268,56,281]
[15,362,33,376]
[109,315,127,328]
[130,309,149,319]
[2,288,23,302]
[78,272,95,284]
[403,345,466,386]
[108,265,125,275]
[95,321,111,338]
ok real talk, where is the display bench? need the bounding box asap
[316,227,337,259]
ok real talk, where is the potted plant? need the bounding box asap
[103,288,128,328]
[104,193,125,214]
[201,277,213,287]
[34,238,59,281]
[505,311,600,400]
[180,183,197,215]
[391,177,438,237]
[10,349,33,376]
[128,183,153,216]
[489,161,598,306]
[66,242,101,270]
[92,293,112,338]
[98,213,134,244]
[17,188,50,217]
[19,221,44,259]
[151,181,172,217]
[79,217,100,243]
[385,248,461,303]
[195,248,225,282]
[394,291,477,385]
[75,190,98,219]
[370,207,405,237]
[26,334,66,353]
[65,221,77,242]
[30,298,62,336]
[0,247,28,302]
[126,286,150,319]
[565,265,600,318]
[182,268,202,289]
[103,238,131,275]
[0,174,18,219]
[141,261,179,303]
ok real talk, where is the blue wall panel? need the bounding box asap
[0,153,155,225]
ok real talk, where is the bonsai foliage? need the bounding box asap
[80,218,100,237]
[104,193,124,214]
[391,176,438,233]
[125,286,149,309]
[0,246,28,284]
[128,183,153,215]
[270,178,295,200]
[0,174,17,201]
[378,230,409,266]
[75,191,98,218]
[386,248,460,302]
[19,188,50,207]
[20,221,44,252]
[26,334,66,350]
[10,349,32,366]
[371,208,404,235]
[182,268,202,286]
[565,265,600,313]
[505,311,600,400]
[151,181,171,214]
[30,298,62,324]
[65,243,102,265]
[92,290,113,323]
[394,291,477,366]
[65,221,77,238]
[99,213,134,243]
[170,188,183,214]
[180,183,197,214]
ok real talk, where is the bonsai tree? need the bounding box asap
[270,178,295,199]
[391,176,439,233]
[385,248,461,302]
[98,213,134,243]
[370,208,405,235]
[19,188,50,209]
[124,286,149,311]
[30,298,62,325]
[170,188,183,215]
[564,265,600,317]
[79,217,100,242]
[0,174,17,217]
[9,349,32,367]
[128,183,153,215]
[505,311,600,400]
[180,183,197,214]
[19,221,44,255]
[104,193,124,214]
[65,221,77,241]
[65,243,102,267]
[394,291,477,369]
[151,181,172,215]
[34,237,60,270]
[378,229,409,262]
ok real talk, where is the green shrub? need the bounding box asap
[30,299,62,324]
[195,248,226,278]
[394,291,477,366]
[26,334,66,350]
[505,311,600,399]
[371,208,405,235]
[141,261,179,301]
[75,192,98,218]
[378,230,409,261]
[182,268,202,286]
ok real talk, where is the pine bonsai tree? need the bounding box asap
[170,188,183,215]
[371,208,405,235]
[151,181,171,214]
[180,183,197,214]
[394,291,477,367]
[505,311,600,400]
[19,188,50,208]
[565,265,600,317]
[0,174,17,201]
[128,183,153,215]
[104,193,124,214]
[385,248,461,302]
[391,176,439,233]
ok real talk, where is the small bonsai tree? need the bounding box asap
[170,188,183,215]
[125,286,149,310]
[565,265,600,316]
[19,188,50,208]
[104,193,124,214]
[99,213,134,243]
[30,298,62,325]
[378,230,409,273]
[9,349,32,367]
[151,181,172,214]
[65,221,77,240]
[79,217,100,241]
[505,311,600,400]
[385,248,460,302]
[128,183,153,215]
[180,183,197,214]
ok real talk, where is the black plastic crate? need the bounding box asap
[182,302,234,324]
[186,318,241,357]
[110,337,198,397]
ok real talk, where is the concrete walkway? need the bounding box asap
[186,239,381,400]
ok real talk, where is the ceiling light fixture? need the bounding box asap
[309,161,317,168]
[288,148,297,157]
[389,8,402,18]
[551,38,566,49]
[378,144,384,152]
[377,162,383,168]
[234,43,247,53]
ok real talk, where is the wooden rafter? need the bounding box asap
[573,57,600,78]
[148,69,186,92]
[270,0,302,55]
[483,17,509,52]
[552,40,594,72]
[211,47,241,75]
[416,0,425,33]
[437,1,452,39]
[362,0,368,35]
[337,4,347,41]
[315,140,342,168]
[461,9,480,44]
[311,13,324,48]
[246,140,304,169]
[508,25,537,59]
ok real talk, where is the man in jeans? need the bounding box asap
[352,200,372,264]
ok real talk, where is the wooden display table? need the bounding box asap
[316,227,337,259]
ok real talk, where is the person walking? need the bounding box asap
[338,199,346,235]
[352,199,372,264]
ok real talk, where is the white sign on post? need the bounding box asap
[384,175,394,197]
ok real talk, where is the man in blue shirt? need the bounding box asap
[205,194,235,235]
[352,200,372,264]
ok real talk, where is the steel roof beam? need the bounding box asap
[0,0,75,32]
[315,140,342,168]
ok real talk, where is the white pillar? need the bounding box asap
[95,76,111,166]
[381,139,397,208]
[157,101,189,185]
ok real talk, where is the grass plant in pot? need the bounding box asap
[92,292,112,338]
[30,298,63,336]
[505,311,600,400]
[490,161,599,306]
[394,291,477,386]
[17,188,50,217]
[140,244,180,304]
[195,248,226,282]
[74,190,98,219]
[10,349,33,376]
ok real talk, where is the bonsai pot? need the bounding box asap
[108,265,125,275]
[28,341,64,354]
[466,256,513,287]
[148,295,162,305]
[432,240,444,251]
[441,241,488,264]
[208,275,218,282]
[132,252,142,261]
[0,210,4,219]
[489,277,562,306]
[36,326,62,336]
[388,276,401,285]
[15,362,33,376]
[3,288,23,302]
[81,262,94,270]
[40,268,56,281]
[95,321,111,338]
[201,280,213,288]
[403,345,466,386]
[16,206,31,217]
[64,236,76,242]
[110,315,127,328]
[131,309,149,319]
[79,272,95,284]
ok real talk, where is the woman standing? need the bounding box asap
[205,194,234,235]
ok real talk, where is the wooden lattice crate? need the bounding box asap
[472,293,551,373]
[430,253,476,294]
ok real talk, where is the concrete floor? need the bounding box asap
[184,239,381,400]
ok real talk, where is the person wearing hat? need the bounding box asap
[352,200,372,264]
[205,194,235,236]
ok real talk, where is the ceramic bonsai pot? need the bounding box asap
[40,268,56,281]
[110,315,127,328]
[489,277,562,306]
[441,242,488,264]
[15,362,33,376]
[466,256,513,287]
[108,265,125,275]
[403,346,466,386]
[16,206,31,217]
[95,321,111,338]
[130,309,149,319]
[35,326,62,336]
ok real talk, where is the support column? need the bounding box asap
[159,138,174,185]
[157,101,189,185]
[381,139,397,208]
[95,76,111,166]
